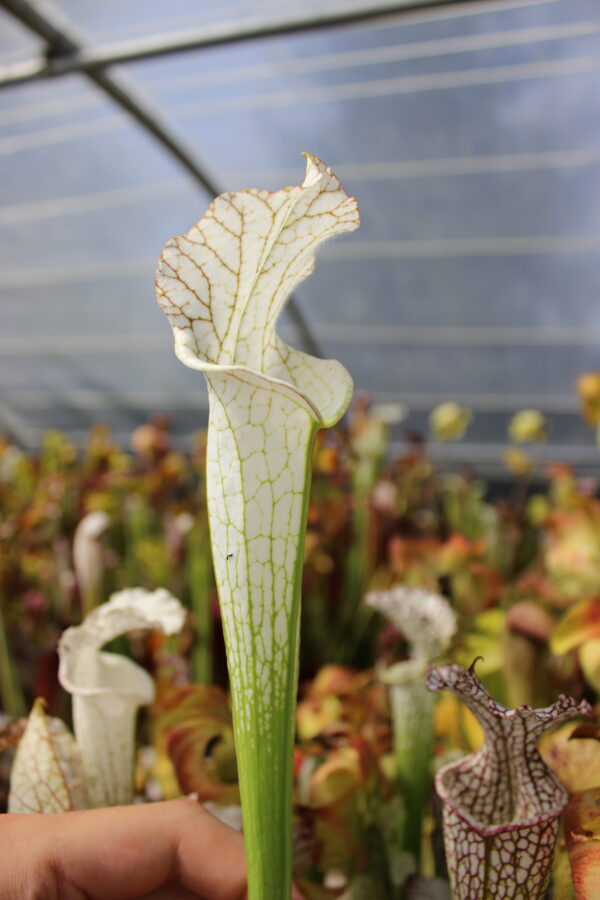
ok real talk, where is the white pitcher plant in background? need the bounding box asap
[8,588,185,812]
[365,586,457,869]
[156,154,359,899]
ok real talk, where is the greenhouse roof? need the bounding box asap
[1,0,599,474]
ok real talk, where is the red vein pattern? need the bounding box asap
[426,663,590,899]
[8,699,89,813]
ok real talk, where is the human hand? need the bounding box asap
[0,797,305,899]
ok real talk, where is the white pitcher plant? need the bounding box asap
[155,153,359,899]
[8,588,185,813]
[366,586,457,868]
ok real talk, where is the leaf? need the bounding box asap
[579,638,600,693]
[297,696,344,742]
[544,515,600,599]
[8,699,89,813]
[297,742,368,878]
[508,409,548,443]
[0,717,26,751]
[153,684,239,805]
[434,692,484,753]
[539,722,600,795]
[564,787,600,899]
[428,402,472,442]
[551,597,600,656]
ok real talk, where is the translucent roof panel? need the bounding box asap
[1,0,599,473]
[0,8,43,65]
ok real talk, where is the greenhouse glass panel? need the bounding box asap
[0,0,598,473]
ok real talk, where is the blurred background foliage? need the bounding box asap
[3,389,600,707]
[2,389,600,895]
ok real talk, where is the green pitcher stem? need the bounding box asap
[390,679,435,867]
[206,379,318,900]
[222,443,313,898]
[0,594,25,718]
[187,526,213,684]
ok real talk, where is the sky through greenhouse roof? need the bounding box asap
[0,0,599,474]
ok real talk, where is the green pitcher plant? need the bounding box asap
[156,153,360,899]
[9,588,185,812]
[426,662,590,900]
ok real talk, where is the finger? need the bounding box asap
[2,799,247,900]
[139,887,202,900]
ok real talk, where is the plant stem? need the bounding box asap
[186,526,213,684]
[205,374,319,900]
[390,680,435,868]
[0,594,26,718]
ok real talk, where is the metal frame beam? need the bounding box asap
[0,0,473,84]
[0,388,582,414]
[0,0,221,193]
[0,0,322,358]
